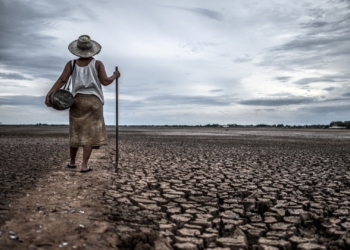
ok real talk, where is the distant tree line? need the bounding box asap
[118,122,350,129]
[119,124,332,128]
[224,123,329,129]
[35,123,67,126]
[329,121,350,128]
[0,121,348,129]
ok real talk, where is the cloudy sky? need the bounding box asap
[0,0,349,125]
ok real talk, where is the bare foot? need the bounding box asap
[80,166,93,173]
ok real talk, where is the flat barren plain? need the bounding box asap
[0,126,350,250]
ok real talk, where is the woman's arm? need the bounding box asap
[96,60,120,86]
[45,61,72,107]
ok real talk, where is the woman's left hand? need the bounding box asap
[113,70,121,79]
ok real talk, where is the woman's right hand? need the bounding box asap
[45,94,52,107]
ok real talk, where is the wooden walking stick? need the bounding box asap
[115,66,119,172]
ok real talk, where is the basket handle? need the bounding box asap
[63,60,76,91]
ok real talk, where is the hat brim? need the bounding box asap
[68,39,102,58]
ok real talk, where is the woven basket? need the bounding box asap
[50,89,74,110]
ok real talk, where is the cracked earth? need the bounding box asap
[1,126,350,250]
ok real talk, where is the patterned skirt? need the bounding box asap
[69,94,108,147]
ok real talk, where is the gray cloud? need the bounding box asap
[317,97,349,103]
[105,93,238,115]
[144,94,234,106]
[0,73,32,80]
[323,87,337,91]
[301,21,329,29]
[0,95,45,107]
[210,89,223,93]
[0,1,96,80]
[178,41,218,53]
[239,97,315,106]
[303,104,350,113]
[272,35,349,52]
[119,86,158,95]
[1,83,24,88]
[260,2,350,71]
[161,6,223,21]
[114,94,236,112]
[293,75,349,85]
[255,109,275,112]
[342,92,350,97]
[188,8,223,21]
[274,76,291,82]
[268,92,294,97]
[0,2,60,72]
[233,54,251,63]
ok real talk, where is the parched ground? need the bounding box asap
[0,126,350,250]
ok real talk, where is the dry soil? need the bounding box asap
[0,126,350,250]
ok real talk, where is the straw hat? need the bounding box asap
[68,35,102,58]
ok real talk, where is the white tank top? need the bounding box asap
[71,58,104,104]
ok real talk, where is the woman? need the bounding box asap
[45,35,120,173]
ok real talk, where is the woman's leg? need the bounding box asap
[70,147,79,166]
[81,146,93,170]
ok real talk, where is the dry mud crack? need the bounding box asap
[1,127,350,250]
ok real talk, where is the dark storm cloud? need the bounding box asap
[342,92,350,97]
[0,73,31,80]
[274,76,291,82]
[160,6,223,21]
[239,97,314,106]
[0,95,44,107]
[293,75,349,85]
